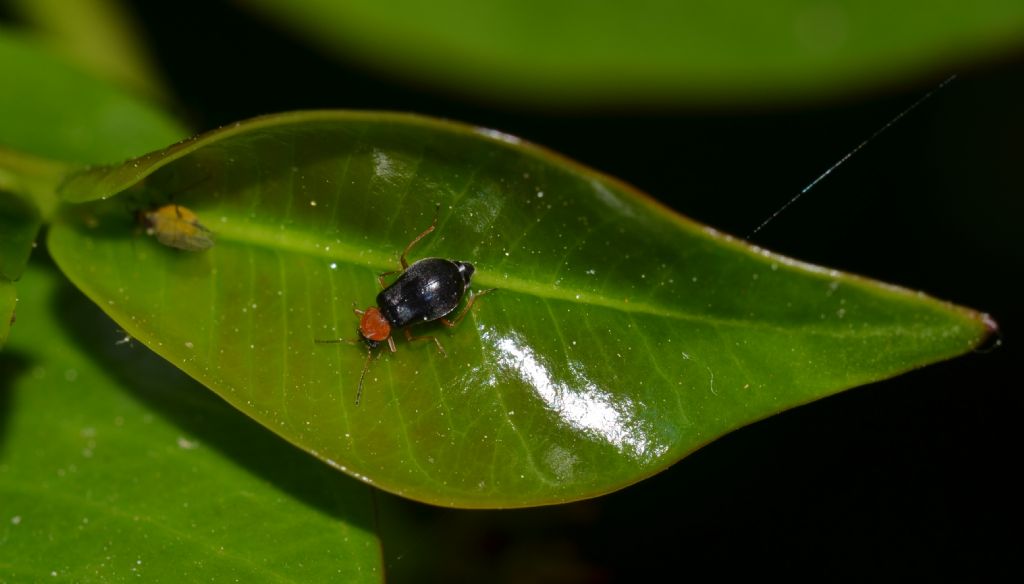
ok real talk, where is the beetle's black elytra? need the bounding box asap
[378,258,475,327]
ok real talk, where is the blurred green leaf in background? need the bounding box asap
[0,26,185,165]
[241,0,1024,106]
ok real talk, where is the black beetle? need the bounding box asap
[317,206,494,404]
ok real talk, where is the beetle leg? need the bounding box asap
[441,288,497,328]
[398,204,440,269]
[387,336,397,353]
[403,327,446,357]
[377,270,402,289]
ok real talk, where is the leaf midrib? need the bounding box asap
[212,219,974,340]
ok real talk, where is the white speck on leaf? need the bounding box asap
[177,437,199,449]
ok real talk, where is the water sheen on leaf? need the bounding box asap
[48,111,992,508]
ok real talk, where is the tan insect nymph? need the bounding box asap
[137,204,214,251]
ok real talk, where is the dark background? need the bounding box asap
[18,1,1024,580]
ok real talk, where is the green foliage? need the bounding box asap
[6,0,168,99]
[0,24,385,577]
[48,111,990,507]
[0,27,186,164]
[0,264,381,581]
[0,2,1006,578]
[242,0,1024,105]
[0,189,41,280]
[0,279,13,347]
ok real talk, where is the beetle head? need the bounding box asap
[455,261,475,286]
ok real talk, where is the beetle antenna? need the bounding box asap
[354,349,373,406]
[314,337,360,344]
[746,74,957,239]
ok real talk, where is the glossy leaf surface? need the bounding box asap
[0,27,186,164]
[0,263,382,580]
[241,0,1024,105]
[48,111,992,507]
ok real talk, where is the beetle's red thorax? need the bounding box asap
[359,307,391,341]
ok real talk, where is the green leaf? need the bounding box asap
[0,147,66,223]
[0,279,13,347]
[0,167,45,350]
[240,0,1024,106]
[0,262,382,580]
[0,188,43,281]
[0,27,187,164]
[5,0,169,100]
[47,111,993,508]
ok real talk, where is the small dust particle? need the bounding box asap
[177,437,199,450]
